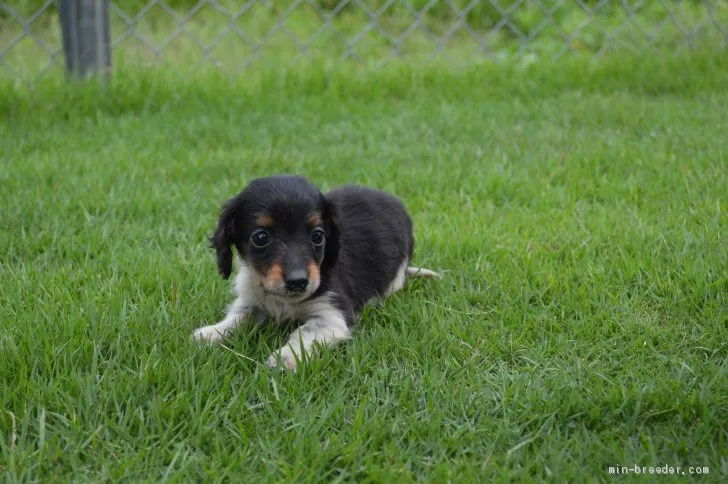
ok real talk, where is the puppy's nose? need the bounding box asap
[284,270,309,293]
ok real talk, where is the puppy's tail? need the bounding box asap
[407,266,442,279]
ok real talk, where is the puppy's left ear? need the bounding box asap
[209,200,239,280]
[321,196,340,271]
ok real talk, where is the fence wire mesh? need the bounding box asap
[1,1,727,83]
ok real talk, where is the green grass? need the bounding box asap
[1,51,727,481]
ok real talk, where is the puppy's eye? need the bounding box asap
[310,228,326,247]
[250,230,271,248]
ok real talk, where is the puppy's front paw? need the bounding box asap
[266,345,300,372]
[192,325,227,344]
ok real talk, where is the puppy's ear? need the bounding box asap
[321,196,340,271]
[209,201,239,280]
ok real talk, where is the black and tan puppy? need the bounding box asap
[193,175,438,371]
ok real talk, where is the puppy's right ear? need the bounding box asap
[209,201,239,280]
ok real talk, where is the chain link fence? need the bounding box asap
[1,1,727,83]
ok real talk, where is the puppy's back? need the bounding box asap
[326,185,414,310]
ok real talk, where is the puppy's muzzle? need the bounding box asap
[284,269,309,293]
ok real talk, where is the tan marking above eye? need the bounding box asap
[307,213,322,230]
[256,215,274,228]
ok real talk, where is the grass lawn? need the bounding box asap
[1,52,727,480]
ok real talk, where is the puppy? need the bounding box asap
[192,175,438,371]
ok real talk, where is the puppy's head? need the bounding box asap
[210,175,339,301]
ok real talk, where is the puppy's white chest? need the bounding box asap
[253,292,337,326]
[256,297,301,323]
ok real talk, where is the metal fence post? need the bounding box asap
[59,0,111,79]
